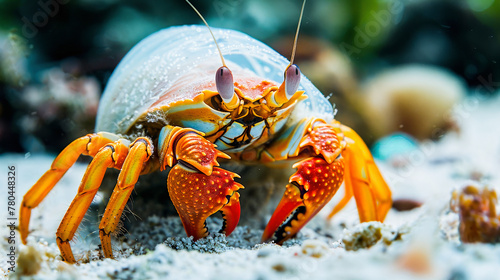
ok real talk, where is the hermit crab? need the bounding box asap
[20,3,391,263]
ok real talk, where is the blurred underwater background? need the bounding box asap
[2,2,500,279]
[1,0,499,158]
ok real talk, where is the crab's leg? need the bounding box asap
[56,139,130,263]
[331,123,392,222]
[98,138,152,259]
[326,179,353,220]
[20,132,121,244]
[158,125,243,240]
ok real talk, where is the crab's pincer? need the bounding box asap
[263,157,344,244]
[159,125,243,240]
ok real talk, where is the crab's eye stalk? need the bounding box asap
[265,64,302,107]
[215,66,238,110]
[285,64,301,99]
[216,66,234,101]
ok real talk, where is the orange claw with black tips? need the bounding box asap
[262,120,391,244]
[159,125,243,240]
[263,157,345,243]
[262,121,345,244]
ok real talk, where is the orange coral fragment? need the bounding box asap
[451,185,500,243]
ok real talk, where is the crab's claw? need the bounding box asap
[262,156,344,244]
[160,125,243,240]
[168,165,242,239]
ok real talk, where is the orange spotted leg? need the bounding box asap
[158,125,243,240]
[56,139,131,263]
[20,132,121,245]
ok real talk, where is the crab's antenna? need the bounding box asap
[185,0,227,67]
[290,0,307,65]
[185,0,238,110]
[266,0,307,107]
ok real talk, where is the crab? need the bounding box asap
[19,25,391,263]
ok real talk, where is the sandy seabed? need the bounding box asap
[2,95,500,280]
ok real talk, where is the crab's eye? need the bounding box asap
[215,66,235,103]
[285,64,301,99]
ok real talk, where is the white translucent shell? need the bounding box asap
[96,25,334,133]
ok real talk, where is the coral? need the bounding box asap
[341,222,403,251]
[17,68,100,152]
[450,185,500,243]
